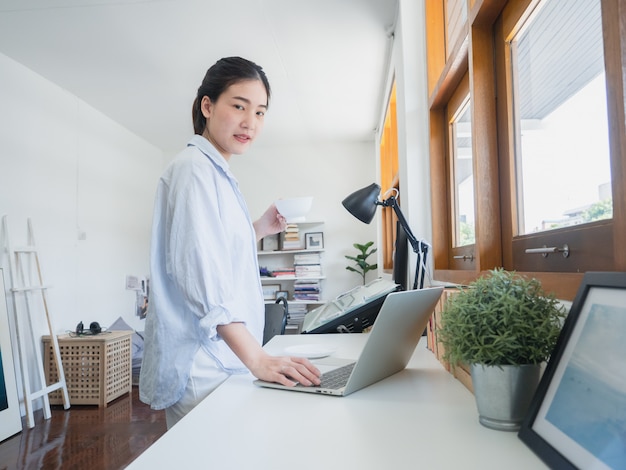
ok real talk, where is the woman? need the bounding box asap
[139,57,321,429]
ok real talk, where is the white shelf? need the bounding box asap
[289,220,324,225]
[261,275,325,281]
[264,300,323,305]
[258,222,325,312]
[258,249,324,256]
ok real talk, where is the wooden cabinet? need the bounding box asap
[43,331,133,407]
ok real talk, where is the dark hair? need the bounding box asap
[192,56,271,135]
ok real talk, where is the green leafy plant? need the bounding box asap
[345,241,378,285]
[436,268,567,366]
[582,198,613,222]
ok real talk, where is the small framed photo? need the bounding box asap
[261,234,279,252]
[305,232,324,250]
[518,272,626,470]
[276,290,289,301]
[262,284,281,301]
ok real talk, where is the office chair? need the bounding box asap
[263,297,289,345]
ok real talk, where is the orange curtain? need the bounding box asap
[379,83,399,271]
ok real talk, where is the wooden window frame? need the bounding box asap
[496,0,618,275]
[446,71,475,270]
[426,0,626,300]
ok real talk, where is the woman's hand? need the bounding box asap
[217,322,321,387]
[253,204,286,241]
[249,355,322,387]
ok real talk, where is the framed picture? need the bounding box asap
[0,269,22,442]
[262,284,281,301]
[518,272,626,469]
[276,291,289,301]
[305,232,324,250]
[261,234,279,252]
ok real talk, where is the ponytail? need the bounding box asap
[191,97,205,135]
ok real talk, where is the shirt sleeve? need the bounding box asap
[163,156,240,340]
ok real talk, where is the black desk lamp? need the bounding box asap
[342,183,429,289]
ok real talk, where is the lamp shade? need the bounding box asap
[342,183,381,224]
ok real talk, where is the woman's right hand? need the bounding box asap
[251,355,322,387]
[217,322,321,386]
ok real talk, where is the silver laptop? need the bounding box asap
[254,286,443,396]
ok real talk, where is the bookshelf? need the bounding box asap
[258,221,325,333]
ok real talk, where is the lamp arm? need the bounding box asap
[379,196,427,254]
[379,195,429,289]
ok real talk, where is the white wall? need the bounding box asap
[230,141,378,300]
[0,52,164,411]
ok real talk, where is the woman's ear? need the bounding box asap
[200,96,213,119]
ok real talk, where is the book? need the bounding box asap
[294,252,322,264]
[280,224,303,250]
[271,267,296,277]
[280,241,303,250]
[295,264,322,278]
[294,280,321,301]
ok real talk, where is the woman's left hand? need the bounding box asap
[254,204,286,241]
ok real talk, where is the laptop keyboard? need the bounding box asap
[319,362,356,389]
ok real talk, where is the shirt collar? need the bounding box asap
[187,134,230,172]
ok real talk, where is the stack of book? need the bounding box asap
[286,303,308,330]
[295,264,322,278]
[280,224,302,250]
[293,251,321,264]
[294,251,322,278]
[271,267,296,278]
[293,280,321,301]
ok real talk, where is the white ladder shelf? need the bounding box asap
[1,216,70,428]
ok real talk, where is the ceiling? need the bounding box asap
[0,0,398,154]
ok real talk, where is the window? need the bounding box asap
[426,0,626,299]
[445,68,476,258]
[497,0,617,274]
[450,97,474,247]
[510,0,611,236]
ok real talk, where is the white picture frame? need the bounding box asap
[305,232,324,250]
[262,284,281,301]
[261,234,279,251]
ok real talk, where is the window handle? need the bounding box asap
[525,244,569,258]
[453,254,474,261]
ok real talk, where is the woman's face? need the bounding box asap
[201,79,268,160]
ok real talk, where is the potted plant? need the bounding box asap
[436,268,567,431]
[345,241,377,285]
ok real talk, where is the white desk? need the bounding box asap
[128,334,546,469]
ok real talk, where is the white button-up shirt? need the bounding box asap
[140,135,264,410]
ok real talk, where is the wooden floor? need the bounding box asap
[0,387,166,470]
